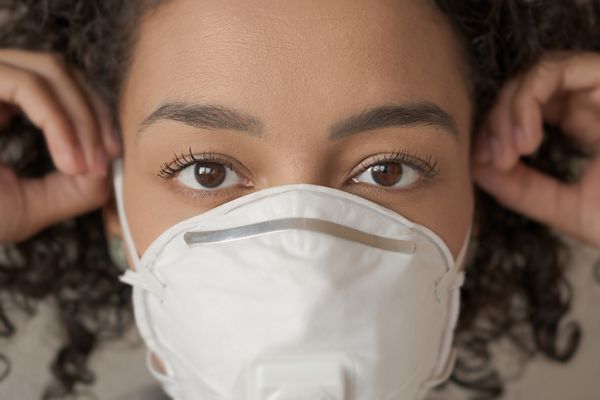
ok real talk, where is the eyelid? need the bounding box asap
[349,149,439,180]
[158,148,253,181]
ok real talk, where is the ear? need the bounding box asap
[102,193,133,271]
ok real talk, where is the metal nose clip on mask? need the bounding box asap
[112,159,470,400]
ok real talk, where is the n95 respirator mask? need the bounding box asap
[112,159,470,400]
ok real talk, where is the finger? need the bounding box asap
[0,49,108,176]
[512,51,600,152]
[14,170,111,242]
[475,77,521,170]
[559,88,600,148]
[474,161,582,242]
[72,69,122,158]
[0,61,86,175]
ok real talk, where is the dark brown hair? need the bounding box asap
[0,0,598,398]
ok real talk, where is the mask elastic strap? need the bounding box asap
[112,159,166,301]
[145,350,181,399]
[434,224,471,301]
[422,347,457,390]
[425,224,472,388]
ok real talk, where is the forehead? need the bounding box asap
[122,0,471,138]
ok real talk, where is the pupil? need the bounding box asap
[194,162,226,188]
[371,162,403,186]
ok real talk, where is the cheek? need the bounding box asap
[385,152,474,260]
[430,177,474,260]
[121,152,215,259]
[430,133,474,259]
[434,147,474,260]
[122,167,166,259]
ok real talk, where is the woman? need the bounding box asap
[0,0,598,398]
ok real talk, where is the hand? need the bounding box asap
[0,49,121,244]
[473,51,600,248]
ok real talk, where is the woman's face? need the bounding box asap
[116,0,474,260]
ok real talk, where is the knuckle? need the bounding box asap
[534,53,570,78]
[45,51,68,70]
[562,51,597,72]
[17,70,46,94]
[33,52,70,85]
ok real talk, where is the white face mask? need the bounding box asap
[113,159,470,400]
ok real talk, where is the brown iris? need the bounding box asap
[370,162,403,186]
[194,162,227,188]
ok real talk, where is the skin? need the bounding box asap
[104,0,475,374]
[0,50,119,243]
[473,51,600,247]
[1,2,598,250]
[112,0,475,263]
[0,0,598,385]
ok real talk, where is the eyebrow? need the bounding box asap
[137,100,459,139]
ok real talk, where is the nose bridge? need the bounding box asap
[269,169,325,187]
[264,146,337,187]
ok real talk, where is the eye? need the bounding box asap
[348,150,439,191]
[177,161,245,190]
[158,149,253,193]
[351,161,420,189]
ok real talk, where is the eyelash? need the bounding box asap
[358,148,439,179]
[158,148,235,179]
[158,147,439,182]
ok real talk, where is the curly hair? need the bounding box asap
[0,0,598,399]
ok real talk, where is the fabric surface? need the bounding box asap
[0,236,598,400]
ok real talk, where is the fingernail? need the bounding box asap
[490,136,502,167]
[513,126,527,153]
